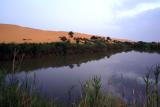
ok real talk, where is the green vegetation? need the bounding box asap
[78,76,126,107]
[0,65,160,107]
[0,72,59,107]
[0,34,160,61]
[133,41,160,52]
[143,65,160,107]
[0,42,109,60]
[0,72,125,107]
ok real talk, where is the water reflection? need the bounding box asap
[68,64,74,69]
[3,51,160,102]
[1,49,125,72]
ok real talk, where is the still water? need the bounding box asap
[6,51,160,102]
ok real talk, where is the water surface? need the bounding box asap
[5,51,160,102]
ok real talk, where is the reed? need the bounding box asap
[0,61,160,107]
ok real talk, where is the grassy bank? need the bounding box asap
[0,42,110,60]
[0,47,130,73]
[0,39,160,61]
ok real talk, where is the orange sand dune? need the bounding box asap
[0,24,131,43]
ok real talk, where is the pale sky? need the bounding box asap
[0,0,160,41]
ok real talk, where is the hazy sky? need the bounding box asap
[0,0,160,41]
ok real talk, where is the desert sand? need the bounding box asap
[0,24,131,43]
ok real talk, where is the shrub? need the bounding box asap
[68,31,74,38]
[59,36,67,42]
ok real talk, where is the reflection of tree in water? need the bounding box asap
[68,63,81,68]
[1,49,132,72]
[68,64,74,69]
[76,63,81,67]
[106,55,111,58]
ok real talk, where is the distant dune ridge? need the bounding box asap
[0,24,131,43]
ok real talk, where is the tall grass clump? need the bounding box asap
[77,76,126,107]
[0,73,127,107]
[143,65,160,107]
[0,71,61,107]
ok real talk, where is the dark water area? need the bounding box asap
[2,51,160,103]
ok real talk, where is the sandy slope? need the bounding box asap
[0,24,131,43]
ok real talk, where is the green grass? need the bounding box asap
[0,65,160,107]
[0,72,126,107]
[0,42,109,60]
[0,41,160,60]
[143,65,160,107]
[0,72,60,107]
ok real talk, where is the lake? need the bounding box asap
[4,51,160,103]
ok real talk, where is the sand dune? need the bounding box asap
[0,24,131,43]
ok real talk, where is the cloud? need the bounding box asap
[112,8,160,41]
[117,1,160,18]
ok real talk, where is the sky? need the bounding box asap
[0,0,160,42]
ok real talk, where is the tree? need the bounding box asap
[68,31,74,38]
[107,37,111,41]
[91,36,98,40]
[59,36,67,42]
